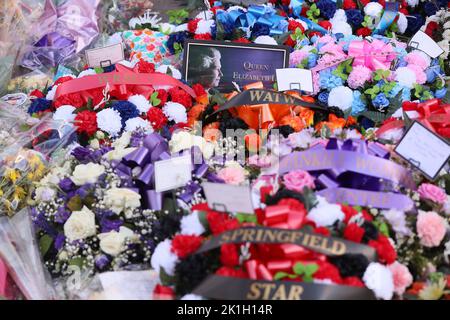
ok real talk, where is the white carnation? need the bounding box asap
[394,67,417,88]
[163,102,187,123]
[128,94,150,113]
[397,13,408,34]
[381,209,411,235]
[363,263,394,300]
[156,65,182,79]
[254,35,277,45]
[306,196,345,227]
[364,2,383,18]
[125,117,154,134]
[53,105,76,122]
[332,21,353,36]
[328,86,354,111]
[195,19,215,34]
[78,69,97,78]
[151,239,179,276]
[180,211,206,236]
[46,85,58,100]
[195,10,214,20]
[97,108,123,137]
[331,9,347,23]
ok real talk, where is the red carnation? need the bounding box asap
[425,21,439,37]
[359,0,370,5]
[284,35,297,47]
[147,107,168,130]
[171,235,203,258]
[368,235,397,265]
[153,284,175,300]
[341,205,359,224]
[343,0,357,9]
[343,277,365,287]
[288,19,305,33]
[206,211,240,235]
[194,33,212,40]
[191,203,209,212]
[54,76,74,86]
[155,89,168,107]
[399,8,409,15]
[188,18,201,34]
[360,209,373,222]
[234,37,251,43]
[192,83,207,97]
[136,59,155,73]
[215,266,247,278]
[356,27,372,37]
[74,111,98,136]
[343,223,365,243]
[281,0,290,5]
[169,87,193,109]
[309,31,323,38]
[54,92,84,108]
[318,21,332,30]
[220,244,240,267]
[314,227,331,236]
[29,89,44,99]
[314,261,343,284]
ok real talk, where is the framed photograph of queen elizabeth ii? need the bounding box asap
[182,40,290,92]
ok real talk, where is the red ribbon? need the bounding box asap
[54,64,196,103]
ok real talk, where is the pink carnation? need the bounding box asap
[416,211,447,247]
[406,64,426,84]
[348,65,373,89]
[283,170,315,192]
[418,183,447,204]
[404,52,429,70]
[388,261,413,296]
[289,50,309,67]
[248,155,272,168]
[217,167,246,185]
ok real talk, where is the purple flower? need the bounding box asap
[59,178,75,192]
[54,234,66,250]
[95,255,111,270]
[72,146,92,163]
[55,207,71,224]
[100,218,123,233]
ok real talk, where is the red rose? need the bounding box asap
[74,111,98,136]
[153,284,175,300]
[341,205,359,224]
[194,33,212,40]
[29,89,44,99]
[318,21,332,30]
[288,19,305,33]
[220,244,240,267]
[233,37,251,43]
[192,83,207,97]
[343,0,357,9]
[206,211,240,235]
[169,87,193,109]
[343,223,365,243]
[314,260,343,284]
[308,31,323,38]
[314,227,331,236]
[146,107,168,130]
[54,92,84,108]
[368,235,397,264]
[425,21,439,37]
[356,27,372,37]
[136,59,155,73]
[360,209,373,222]
[188,18,201,34]
[171,235,203,258]
[215,266,247,278]
[88,89,105,107]
[155,89,168,107]
[343,276,365,287]
[54,76,74,86]
[284,35,297,47]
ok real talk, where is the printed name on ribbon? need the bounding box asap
[195,226,377,261]
[193,275,375,300]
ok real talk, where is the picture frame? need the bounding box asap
[183,40,290,92]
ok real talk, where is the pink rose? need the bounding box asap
[416,211,447,247]
[388,261,413,296]
[217,167,245,185]
[418,183,447,204]
[283,170,315,193]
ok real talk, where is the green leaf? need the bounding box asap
[67,195,83,212]
[386,91,403,117]
[215,20,225,41]
[273,32,290,46]
[303,263,319,277]
[403,109,412,128]
[39,234,53,256]
[94,67,103,74]
[150,91,161,106]
[160,267,176,286]
[359,111,389,124]
[293,262,306,275]
[236,213,258,224]
[441,86,450,104]
[69,257,86,268]
[274,271,290,281]
[196,210,210,233]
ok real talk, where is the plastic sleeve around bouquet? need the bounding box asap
[0,209,56,299]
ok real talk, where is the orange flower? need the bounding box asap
[406,282,425,295]
[297,107,315,127]
[203,122,221,142]
[279,115,305,132]
[187,104,206,127]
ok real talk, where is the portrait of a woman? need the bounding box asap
[187,47,224,90]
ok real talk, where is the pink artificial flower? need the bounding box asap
[418,183,447,204]
[406,64,427,84]
[289,50,309,67]
[347,65,373,89]
[283,170,315,192]
[248,155,272,168]
[405,52,428,70]
[217,167,246,185]
[388,261,413,296]
[416,211,447,247]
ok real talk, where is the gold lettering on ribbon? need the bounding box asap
[330,240,346,255]
[246,283,304,300]
[250,90,265,102]
[263,92,274,102]
[241,229,257,242]
[272,284,287,300]
[283,95,295,105]
[288,285,304,300]
[247,283,261,299]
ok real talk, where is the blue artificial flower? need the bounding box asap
[372,93,390,109]
[389,84,403,98]
[318,91,329,104]
[27,98,52,115]
[216,11,234,37]
[111,101,140,127]
[251,23,270,38]
[426,65,441,83]
[316,0,337,20]
[401,88,411,102]
[424,2,439,17]
[338,35,360,52]
[319,69,343,90]
[351,91,367,115]
[167,31,189,55]
[435,87,447,99]
[307,53,318,68]
[360,117,374,130]
[406,14,425,35]
[345,9,364,28]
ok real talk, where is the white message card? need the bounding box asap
[85,43,125,68]
[154,154,192,192]
[276,68,314,93]
[202,182,254,214]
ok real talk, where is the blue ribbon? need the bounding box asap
[373,2,399,35]
[289,0,304,17]
[299,17,328,34]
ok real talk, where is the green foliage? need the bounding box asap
[67,195,83,212]
[307,4,320,23]
[236,213,258,224]
[332,59,353,81]
[160,267,176,286]
[373,69,391,82]
[293,262,319,282]
[39,234,53,256]
[150,91,161,107]
[167,9,189,25]
[365,86,381,99]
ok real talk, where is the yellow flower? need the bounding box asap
[418,278,447,300]
[5,168,20,183]
[13,186,26,200]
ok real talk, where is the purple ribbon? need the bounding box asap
[279,139,416,211]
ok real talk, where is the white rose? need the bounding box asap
[104,188,141,214]
[364,2,383,18]
[90,139,100,150]
[103,147,137,161]
[71,163,105,186]
[363,263,394,300]
[112,131,132,149]
[34,186,56,202]
[64,206,97,241]
[98,227,136,257]
[170,131,215,159]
